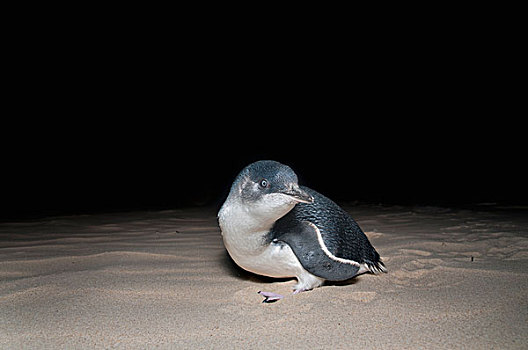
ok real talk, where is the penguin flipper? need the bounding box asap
[275,221,360,281]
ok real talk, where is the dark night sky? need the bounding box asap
[3,21,525,221]
[3,112,525,222]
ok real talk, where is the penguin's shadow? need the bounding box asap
[324,278,359,287]
[219,250,360,287]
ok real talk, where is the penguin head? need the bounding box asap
[230,160,313,222]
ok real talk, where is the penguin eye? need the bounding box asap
[259,179,269,189]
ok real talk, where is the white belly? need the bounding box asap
[218,198,325,291]
[225,238,303,278]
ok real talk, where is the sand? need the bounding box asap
[1,205,527,349]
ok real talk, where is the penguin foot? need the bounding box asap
[293,273,325,292]
[258,291,285,303]
[292,288,306,295]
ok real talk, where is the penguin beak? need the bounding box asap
[280,185,314,204]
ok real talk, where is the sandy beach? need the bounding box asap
[1,204,527,349]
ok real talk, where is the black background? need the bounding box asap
[2,16,525,221]
[4,112,524,221]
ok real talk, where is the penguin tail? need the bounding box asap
[365,259,387,274]
[364,251,387,274]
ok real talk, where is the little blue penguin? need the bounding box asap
[218,160,386,302]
